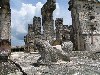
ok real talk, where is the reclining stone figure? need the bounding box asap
[34,39,70,64]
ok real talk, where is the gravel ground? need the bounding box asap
[9,52,100,75]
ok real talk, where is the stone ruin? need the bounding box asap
[69,0,100,51]
[24,24,35,52]
[0,0,100,75]
[24,16,41,52]
[34,39,70,64]
[0,0,11,61]
[24,0,100,55]
[0,0,28,75]
[55,18,63,41]
[55,18,71,42]
[23,0,100,63]
[24,0,71,52]
[41,0,56,43]
[0,0,11,41]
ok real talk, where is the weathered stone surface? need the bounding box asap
[41,0,56,42]
[0,60,27,75]
[24,16,41,52]
[7,0,100,74]
[61,41,73,53]
[55,18,71,45]
[34,39,70,64]
[10,52,100,75]
[24,28,35,52]
[0,0,11,57]
[55,18,63,41]
[89,52,100,60]
[10,52,41,75]
[0,0,11,41]
[33,16,41,39]
[62,25,70,41]
[0,40,11,68]
[69,0,100,51]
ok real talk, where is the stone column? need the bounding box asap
[41,0,56,43]
[55,18,63,41]
[33,16,41,39]
[69,0,100,51]
[0,0,11,61]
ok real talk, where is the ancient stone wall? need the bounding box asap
[69,0,100,51]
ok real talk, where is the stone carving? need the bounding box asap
[34,39,70,64]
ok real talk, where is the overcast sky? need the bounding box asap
[10,0,72,46]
